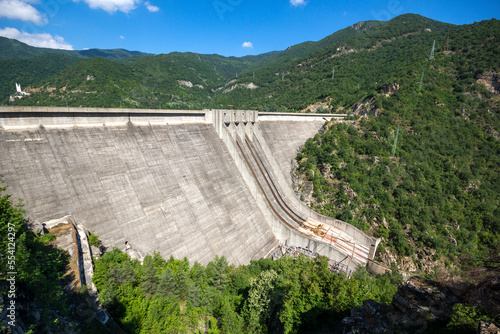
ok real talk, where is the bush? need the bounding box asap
[88,232,102,247]
[446,303,491,333]
[39,234,57,244]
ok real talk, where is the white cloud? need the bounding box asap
[120,35,125,39]
[145,1,159,12]
[290,0,306,7]
[0,0,47,25]
[0,27,73,49]
[74,0,141,14]
[242,41,253,49]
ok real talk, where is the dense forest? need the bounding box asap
[0,182,109,332]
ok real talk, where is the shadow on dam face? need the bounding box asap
[0,107,361,266]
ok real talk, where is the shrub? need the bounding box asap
[88,232,102,247]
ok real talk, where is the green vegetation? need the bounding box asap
[93,248,403,334]
[7,14,496,113]
[446,303,493,333]
[39,233,57,244]
[88,232,102,247]
[0,53,82,102]
[0,182,66,306]
[293,18,500,262]
[0,36,152,61]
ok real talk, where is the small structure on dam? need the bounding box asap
[0,106,379,272]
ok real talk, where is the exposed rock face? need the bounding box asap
[381,83,400,96]
[342,277,462,334]
[352,98,382,117]
[320,163,334,179]
[301,102,331,113]
[177,80,193,87]
[477,71,500,95]
[222,82,258,93]
[478,321,500,334]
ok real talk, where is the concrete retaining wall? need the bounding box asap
[259,112,346,122]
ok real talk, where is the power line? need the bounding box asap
[391,125,400,157]
[419,69,425,91]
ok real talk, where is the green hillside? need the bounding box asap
[0,36,152,60]
[5,51,277,109]
[293,18,500,265]
[0,53,82,102]
[213,14,456,111]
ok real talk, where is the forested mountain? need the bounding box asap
[0,53,82,102]
[0,36,152,60]
[6,14,496,112]
[291,17,500,265]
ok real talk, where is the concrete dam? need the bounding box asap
[0,107,379,271]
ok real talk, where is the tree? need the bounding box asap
[245,269,278,332]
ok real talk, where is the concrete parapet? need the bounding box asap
[0,106,208,130]
[259,112,346,122]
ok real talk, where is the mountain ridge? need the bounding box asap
[1,14,497,111]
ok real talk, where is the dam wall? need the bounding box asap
[257,122,380,258]
[0,108,276,265]
[0,107,376,269]
[209,110,378,270]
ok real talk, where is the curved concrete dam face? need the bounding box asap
[0,107,376,268]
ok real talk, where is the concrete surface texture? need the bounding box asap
[259,121,325,182]
[0,121,276,265]
[0,107,374,268]
[214,115,378,271]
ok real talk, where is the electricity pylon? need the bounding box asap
[428,40,436,60]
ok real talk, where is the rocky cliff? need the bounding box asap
[341,275,499,334]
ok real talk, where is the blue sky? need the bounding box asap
[0,0,498,57]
